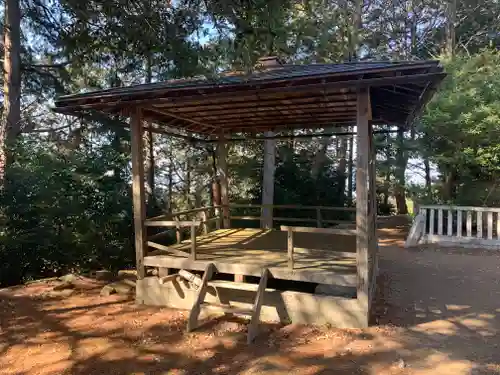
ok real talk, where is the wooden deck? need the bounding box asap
[144,228,357,286]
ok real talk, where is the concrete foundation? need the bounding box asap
[136,277,366,328]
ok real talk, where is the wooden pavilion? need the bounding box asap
[54,58,444,340]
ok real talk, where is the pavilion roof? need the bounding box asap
[54,60,445,137]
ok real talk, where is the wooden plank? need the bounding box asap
[457,210,463,237]
[217,135,230,228]
[293,248,357,258]
[287,228,294,270]
[229,203,355,211]
[145,220,201,227]
[190,219,197,261]
[130,109,147,279]
[187,263,215,332]
[477,211,483,239]
[488,212,493,239]
[280,225,356,236]
[429,209,435,235]
[437,209,443,235]
[158,274,179,285]
[274,217,317,223]
[356,88,370,328]
[248,268,269,344]
[147,241,190,257]
[467,211,472,237]
[171,206,214,217]
[447,210,453,236]
[143,255,357,286]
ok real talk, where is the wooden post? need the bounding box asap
[217,134,230,228]
[429,209,435,235]
[287,227,294,270]
[467,211,472,237]
[356,88,370,328]
[316,207,322,228]
[175,217,181,244]
[201,209,208,234]
[261,131,276,229]
[487,211,493,239]
[477,211,483,239]
[190,218,197,260]
[130,108,147,280]
[457,210,463,237]
[369,120,378,290]
[438,209,443,235]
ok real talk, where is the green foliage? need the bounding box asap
[0,137,134,286]
[421,50,500,204]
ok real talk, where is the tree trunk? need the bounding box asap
[442,169,456,202]
[350,0,363,60]
[312,129,333,180]
[1,0,21,186]
[144,53,155,205]
[336,131,348,202]
[424,157,432,196]
[261,132,276,229]
[185,158,191,208]
[446,0,456,56]
[395,128,408,214]
[167,161,173,213]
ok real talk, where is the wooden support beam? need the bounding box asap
[144,220,201,227]
[261,131,276,229]
[201,129,399,143]
[356,88,370,328]
[131,108,147,280]
[287,228,294,270]
[280,226,357,236]
[187,263,216,332]
[369,118,378,308]
[147,241,190,257]
[217,134,230,228]
[247,268,269,344]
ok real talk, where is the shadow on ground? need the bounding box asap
[0,227,499,374]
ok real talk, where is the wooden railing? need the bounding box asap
[228,203,355,228]
[280,225,357,270]
[407,205,500,248]
[144,203,356,261]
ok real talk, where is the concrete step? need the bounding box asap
[201,302,253,316]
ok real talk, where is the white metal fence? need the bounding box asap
[406,205,500,248]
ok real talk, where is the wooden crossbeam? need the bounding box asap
[187,263,216,332]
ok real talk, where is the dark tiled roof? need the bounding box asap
[58,60,437,100]
[54,60,445,135]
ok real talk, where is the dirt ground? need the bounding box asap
[1,227,500,375]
